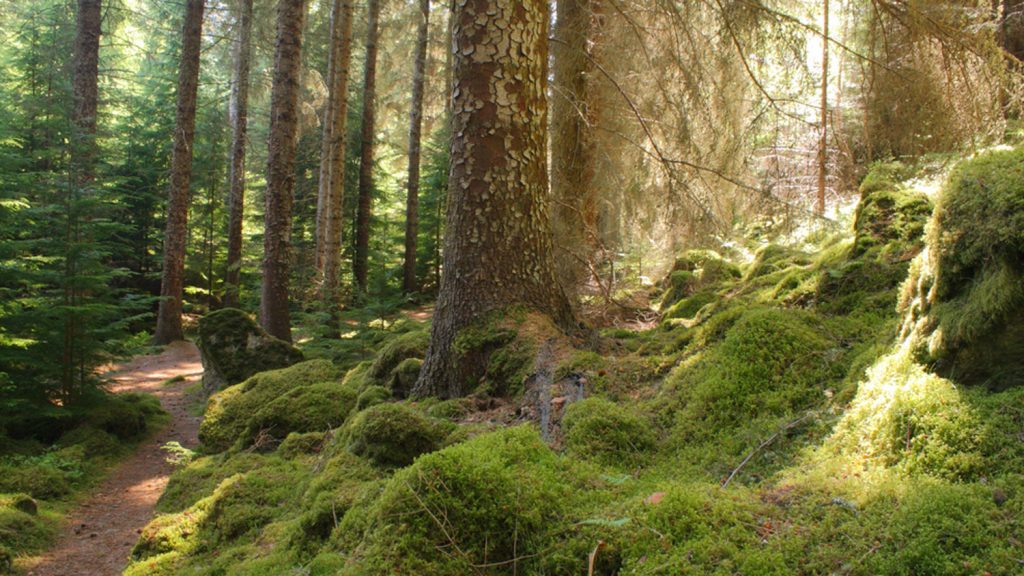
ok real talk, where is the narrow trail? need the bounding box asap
[25,341,203,576]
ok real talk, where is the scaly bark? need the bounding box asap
[154,0,205,345]
[224,0,253,309]
[321,0,355,312]
[412,0,574,399]
[260,0,307,342]
[403,0,430,294]
[353,0,382,294]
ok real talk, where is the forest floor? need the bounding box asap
[22,342,203,576]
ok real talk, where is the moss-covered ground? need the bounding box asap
[126,153,1024,575]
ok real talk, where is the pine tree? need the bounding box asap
[413,0,574,399]
[353,0,382,294]
[224,0,254,309]
[402,0,430,294]
[154,0,205,344]
[260,0,308,342]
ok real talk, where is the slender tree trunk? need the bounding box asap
[353,0,382,294]
[321,0,355,316]
[551,0,598,295]
[72,0,100,182]
[817,0,829,215]
[315,0,339,276]
[412,0,574,400]
[260,0,307,342]
[154,0,205,345]
[224,0,253,309]
[403,0,430,294]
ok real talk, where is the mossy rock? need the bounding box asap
[369,331,429,383]
[389,357,422,399]
[199,360,340,452]
[292,452,380,550]
[243,381,358,448]
[744,244,810,281]
[81,392,164,441]
[0,495,58,557]
[277,431,326,459]
[345,403,452,468]
[669,307,842,445]
[334,427,574,575]
[851,186,931,257]
[562,397,655,466]
[197,308,304,393]
[661,250,740,308]
[899,148,1024,388]
[355,385,392,412]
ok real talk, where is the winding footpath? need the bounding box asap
[24,341,203,576]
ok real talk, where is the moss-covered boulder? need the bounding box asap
[243,381,358,448]
[661,250,741,312]
[198,359,340,452]
[899,148,1024,388]
[333,427,573,575]
[562,397,655,466]
[197,308,304,393]
[345,403,452,468]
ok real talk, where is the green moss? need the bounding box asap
[0,494,56,555]
[661,250,740,308]
[277,431,326,459]
[198,359,340,452]
[291,452,380,552]
[744,244,810,281]
[828,348,986,480]
[157,452,267,513]
[197,308,304,391]
[667,307,842,465]
[389,357,422,398]
[899,148,1024,388]
[425,398,471,421]
[858,160,912,195]
[346,403,452,468]
[450,311,561,397]
[562,397,655,466]
[244,381,357,446]
[333,427,575,575]
[369,330,429,376]
[354,385,391,412]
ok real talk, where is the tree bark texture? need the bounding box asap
[817,0,829,215]
[353,0,382,293]
[403,0,430,294]
[551,0,599,295]
[412,0,574,399]
[154,0,205,345]
[320,0,355,306]
[72,0,101,181]
[224,0,253,309]
[260,0,307,342]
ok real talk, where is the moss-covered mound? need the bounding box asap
[345,403,452,468]
[332,427,574,575]
[899,148,1024,388]
[198,359,341,452]
[661,250,740,317]
[562,397,655,466]
[197,308,304,393]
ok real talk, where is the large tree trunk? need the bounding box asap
[320,0,355,313]
[223,0,253,309]
[412,0,574,400]
[353,0,382,294]
[1004,0,1024,61]
[551,0,599,296]
[403,0,430,294]
[260,0,307,342]
[154,0,205,345]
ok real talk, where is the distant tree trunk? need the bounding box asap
[412,0,574,400]
[353,0,382,294]
[551,0,598,295]
[320,0,355,314]
[315,0,339,276]
[816,0,829,215]
[71,0,101,181]
[154,0,205,345]
[260,0,307,342]
[1003,0,1024,61]
[403,0,430,294]
[223,0,253,309]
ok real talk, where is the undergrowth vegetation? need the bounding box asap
[124,152,1024,575]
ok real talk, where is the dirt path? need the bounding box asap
[24,341,203,576]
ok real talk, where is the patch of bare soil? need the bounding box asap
[23,341,202,576]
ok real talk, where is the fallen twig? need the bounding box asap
[722,412,814,488]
